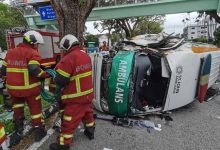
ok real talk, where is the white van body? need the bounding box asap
[90,34,220,115]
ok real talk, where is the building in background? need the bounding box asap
[183,16,219,40]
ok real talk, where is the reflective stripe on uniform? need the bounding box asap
[6,67,41,90]
[6,82,41,90]
[37,69,44,77]
[36,95,41,100]
[61,71,93,100]
[59,136,64,145]
[63,115,72,121]
[2,61,7,66]
[71,71,92,93]
[61,88,93,100]
[28,60,40,65]
[70,71,92,81]
[12,103,25,109]
[41,61,56,67]
[57,69,70,78]
[0,127,6,139]
[75,78,81,93]
[62,134,73,139]
[31,113,42,119]
[7,68,29,85]
[86,121,95,127]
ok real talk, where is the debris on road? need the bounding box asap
[93,114,172,132]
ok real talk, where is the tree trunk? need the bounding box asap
[206,10,220,24]
[108,29,110,46]
[115,19,131,39]
[51,0,96,44]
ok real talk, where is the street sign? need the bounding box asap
[39,5,56,21]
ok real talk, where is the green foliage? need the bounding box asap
[194,36,207,43]
[2,119,14,134]
[94,15,164,39]
[85,34,99,43]
[135,21,163,35]
[42,99,51,109]
[110,33,121,45]
[214,26,220,47]
[93,20,116,33]
[0,99,51,134]
[0,106,14,133]
[79,0,86,7]
[0,3,27,50]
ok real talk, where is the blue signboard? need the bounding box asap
[39,5,56,21]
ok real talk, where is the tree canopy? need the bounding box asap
[197,10,220,24]
[94,16,164,39]
[0,2,27,50]
[214,26,220,47]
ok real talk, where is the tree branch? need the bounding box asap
[206,10,220,23]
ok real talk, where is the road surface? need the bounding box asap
[35,90,220,150]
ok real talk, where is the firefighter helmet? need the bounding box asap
[60,34,79,51]
[23,30,44,44]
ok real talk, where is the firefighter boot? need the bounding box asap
[50,143,70,150]
[84,125,95,140]
[34,125,47,142]
[9,119,24,147]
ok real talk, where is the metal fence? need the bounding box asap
[96,0,160,7]
[16,0,161,8]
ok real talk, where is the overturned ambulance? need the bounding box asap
[90,34,220,117]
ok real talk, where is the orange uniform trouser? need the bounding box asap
[11,94,43,127]
[58,102,94,145]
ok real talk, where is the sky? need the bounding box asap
[86,12,199,35]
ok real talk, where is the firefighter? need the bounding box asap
[0,122,7,149]
[50,34,95,150]
[1,30,51,147]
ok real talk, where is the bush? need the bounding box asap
[197,36,207,43]
[214,27,220,47]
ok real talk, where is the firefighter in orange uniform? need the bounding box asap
[0,122,7,147]
[1,31,51,147]
[50,35,95,150]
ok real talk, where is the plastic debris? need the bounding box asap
[103,148,113,150]
[137,120,162,132]
[1,141,8,150]
[0,111,13,122]
[94,114,163,132]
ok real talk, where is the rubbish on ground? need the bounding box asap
[94,114,166,132]
[103,148,113,150]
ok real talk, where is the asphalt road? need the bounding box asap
[37,95,220,150]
